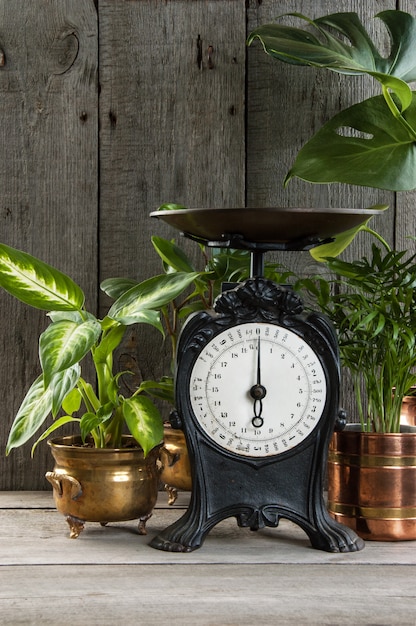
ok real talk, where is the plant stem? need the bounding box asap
[362,226,391,252]
[102,406,124,448]
[77,378,99,413]
[77,378,101,446]
[382,85,416,141]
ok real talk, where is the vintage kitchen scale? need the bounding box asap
[149,207,376,553]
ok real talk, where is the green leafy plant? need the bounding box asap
[101,236,253,408]
[0,236,289,456]
[247,10,416,257]
[124,232,292,405]
[298,235,416,433]
[248,10,416,190]
[0,243,199,456]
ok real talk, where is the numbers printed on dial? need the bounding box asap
[189,322,327,457]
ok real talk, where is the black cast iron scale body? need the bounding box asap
[150,212,367,553]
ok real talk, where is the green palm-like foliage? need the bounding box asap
[298,241,416,432]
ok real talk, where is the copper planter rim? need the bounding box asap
[331,426,416,457]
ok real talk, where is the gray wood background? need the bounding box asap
[0,0,414,489]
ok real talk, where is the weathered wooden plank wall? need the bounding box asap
[98,0,246,389]
[0,1,98,489]
[0,0,415,489]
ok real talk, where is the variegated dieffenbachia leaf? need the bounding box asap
[0,244,85,311]
[39,319,101,386]
[6,376,53,454]
[108,272,199,325]
[50,364,81,418]
[122,395,163,457]
[151,236,196,273]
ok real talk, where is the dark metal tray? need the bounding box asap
[150,207,380,246]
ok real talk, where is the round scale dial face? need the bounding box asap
[189,322,327,457]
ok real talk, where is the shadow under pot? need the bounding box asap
[46,435,161,538]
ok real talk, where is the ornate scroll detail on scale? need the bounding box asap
[237,505,281,530]
[188,323,215,352]
[215,277,303,323]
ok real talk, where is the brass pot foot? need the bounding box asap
[66,515,85,539]
[164,484,178,506]
[138,512,152,535]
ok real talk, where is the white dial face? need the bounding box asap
[189,322,327,457]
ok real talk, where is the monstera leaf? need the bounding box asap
[248,10,416,191]
[309,208,388,261]
[285,93,416,190]
[248,11,416,110]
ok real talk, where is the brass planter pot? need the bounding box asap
[159,426,192,504]
[328,428,416,541]
[46,435,161,538]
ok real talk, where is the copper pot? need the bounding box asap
[46,435,161,538]
[159,426,192,504]
[401,393,416,427]
[328,427,416,541]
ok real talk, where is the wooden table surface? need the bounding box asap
[0,491,415,625]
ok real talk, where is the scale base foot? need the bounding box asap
[341,536,365,552]
[309,525,365,553]
[149,504,365,553]
[149,536,195,553]
[306,509,365,553]
[149,509,208,552]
